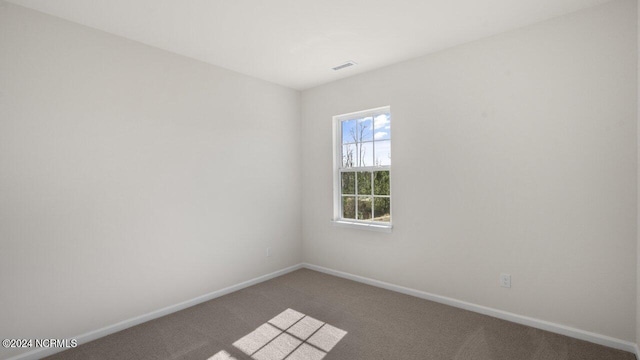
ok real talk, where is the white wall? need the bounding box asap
[0,3,301,359]
[302,0,637,342]
[637,0,640,350]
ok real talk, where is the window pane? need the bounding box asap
[342,196,355,219]
[342,144,356,168]
[346,142,374,168]
[354,141,373,167]
[374,140,391,166]
[373,113,391,141]
[341,172,355,194]
[357,171,372,195]
[336,107,391,224]
[357,196,372,220]
[373,197,391,222]
[374,171,390,195]
[357,117,373,142]
[342,120,357,144]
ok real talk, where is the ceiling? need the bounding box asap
[8,0,612,90]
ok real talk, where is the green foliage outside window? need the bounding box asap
[341,170,390,222]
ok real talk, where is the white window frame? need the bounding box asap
[332,106,392,232]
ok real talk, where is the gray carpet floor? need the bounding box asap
[44,268,635,360]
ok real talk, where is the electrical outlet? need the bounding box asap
[266,247,271,257]
[500,273,511,288]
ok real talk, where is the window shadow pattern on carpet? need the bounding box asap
[208,308,347,360]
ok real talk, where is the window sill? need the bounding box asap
[331,220,393,233]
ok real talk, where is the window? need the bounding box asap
[333,106,391,231]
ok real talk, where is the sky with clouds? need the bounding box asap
[341,113,390,167]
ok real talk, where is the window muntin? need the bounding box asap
[334,107,391,226]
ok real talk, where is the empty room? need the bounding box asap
[1,0,639,359]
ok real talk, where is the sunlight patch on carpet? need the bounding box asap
[253,333,301,360]
[268,308,305,330]
[207,350,237,360]
[233,323,282,355]
[287,315,324,340]
[306,324,348,352]
[229,308,347,360]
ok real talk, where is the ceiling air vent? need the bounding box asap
[332,61,357,71]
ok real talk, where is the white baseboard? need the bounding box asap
[302,262,638,355]
[6,263,304,360]
[6,262,637,359]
